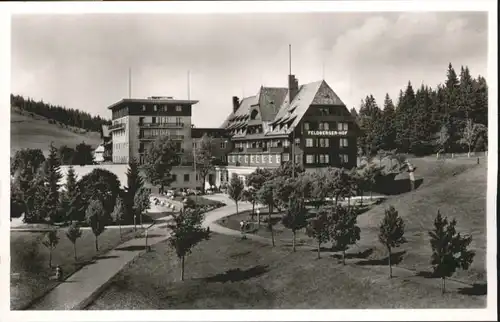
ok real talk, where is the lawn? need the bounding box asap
[87,233,485,310]
[218,157,487,285]
[10,226,143,310]
[174,195,226,207]
[217,200,380,249]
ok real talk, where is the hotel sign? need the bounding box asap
[307,130,348,136]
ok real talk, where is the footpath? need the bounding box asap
[27,195,254,310]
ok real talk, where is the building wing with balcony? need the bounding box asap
[106,96,199,164]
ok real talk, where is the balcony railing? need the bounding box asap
[247,147,264,153]
[138,122,184,129]
[109,123,126,131]
[269,146,289,153]
[139,134,185,140]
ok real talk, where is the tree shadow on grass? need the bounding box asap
[203,265,269,283]
[134,234,165,239]
[355,251,406,266]
[229,251,252,259]
[94,255,120,260]
[115,245,147,251]
[416,270,438,278]
[331,248,374,260]
[458,283,487,296]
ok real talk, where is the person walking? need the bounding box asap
[407,161,416,191]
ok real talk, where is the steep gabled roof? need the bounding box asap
[220,95,258,128]
[258,87,288,121]
[271,80,348,135]
[272,81,323,134]
[223,79,351,137]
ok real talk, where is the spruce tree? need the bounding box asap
[429,210,475,293]
[124,158,144,224]
[381,93,396,151]
[41,143,63,223]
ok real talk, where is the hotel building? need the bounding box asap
[219,74,359,185]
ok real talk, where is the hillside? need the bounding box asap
[357,157,488,284]
[10,107,102,156]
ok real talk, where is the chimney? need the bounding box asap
[232,96,240,113]
[288,75,299,103]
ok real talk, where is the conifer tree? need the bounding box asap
[429,210,475,293]
[41,143,63,223]
[378,206,406,277]
[124,158,144,224]
[167,208,211,281]
[328,205,361,265]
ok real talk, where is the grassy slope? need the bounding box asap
[356,158,487,284]
[10,108,101,155]
[10,227,142,310]
[219,157,487,284]
[88,233,485,310]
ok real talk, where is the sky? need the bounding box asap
[11,12,488,128]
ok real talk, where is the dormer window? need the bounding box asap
[250,109,259,120]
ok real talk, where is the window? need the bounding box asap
[319,122,324,130]
[324,122,330,130]
[340,154,349,164]
[319,138,330,148]
[284,140,290,148]
[193,142,197,149]
[338,122,349,131]
[319,154,325,163]
[269,154,273,164]
[153,105,157,112]
[306,138,314,147]
[172,174,177,182]
[238,155,243,163]
[176,117,182,125]
[152,117,156,124]
[256,155,260,163]
[251,154,255,163]
[295,154,301,163]
[244,155,249,163]
[176,105,182,112]
[306,154,314,164]
[283,153,289,162]
[304,122,310,130]
[162,105,168,112]
[262,155,268,163]
[220,141,227,149]
[340,138,349,148]
[295,138,300,146]
[276,154,281,164]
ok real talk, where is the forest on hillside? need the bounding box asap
[352,63,488,157]
[10,94,111,133]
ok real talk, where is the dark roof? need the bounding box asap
[191,128,229,139]
[107,98,199,110]
[258,87,288,121]
[223,79,352,139]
